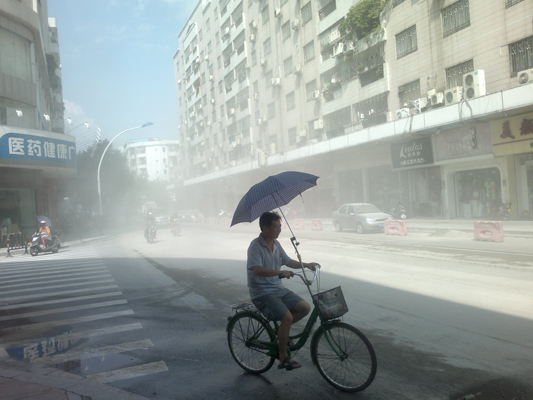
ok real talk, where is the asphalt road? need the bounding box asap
[1,223,532,399]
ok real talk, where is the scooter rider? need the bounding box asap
[145,212,157,239]
[38,220,51,247]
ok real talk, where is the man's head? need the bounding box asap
[259,212,282,239]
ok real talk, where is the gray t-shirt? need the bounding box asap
[247,234,292,300]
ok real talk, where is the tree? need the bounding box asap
[339,0,386,40]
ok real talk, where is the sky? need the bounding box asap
[48,0,197,151]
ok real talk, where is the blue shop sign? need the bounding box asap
[0,132,76,165]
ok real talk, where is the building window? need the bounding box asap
[301,2,313,25]
[442,0,470,38]
[318,0,336,21]
[216,32,220,44]
[281,0,288,6]
[268,102,275,119]
[252,49,257,66]
[288,127,297,145]
[264,38,272,56]
[393,0,405,6]
[199,29,203,41]
[396,25,417,59]
[206,18,210,31]
[282,21,291,42]
[286,91,296,111]
[284,56,293,77]
[506,0,523,7]
[306,80,317,101]
[262,5,270,25]
[509,35,533,77]
[217,55,221,69]
[304,41,315,64]
[207,41,212,53]
[265,69,273,86]
[398,80,421,108]
[446,59,473,88]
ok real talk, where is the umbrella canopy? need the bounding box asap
[37,215,51,227]
[231,171,319,226]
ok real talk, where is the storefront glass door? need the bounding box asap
[515,153,533,220]
[454,168,501,219]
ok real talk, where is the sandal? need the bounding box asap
[278,356,302,371]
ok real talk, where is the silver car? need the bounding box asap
[332,203,392,233]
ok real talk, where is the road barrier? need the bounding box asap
[311,219,323,231]
[384,220,407,236]
[6,232,28,257]
[292,218,305,230]
[474,221,504,242]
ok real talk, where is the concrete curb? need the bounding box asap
[0,358,149,399]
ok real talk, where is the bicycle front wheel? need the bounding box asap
[311,321,377,392]
[227,313,276,374]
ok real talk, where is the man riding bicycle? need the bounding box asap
[247,211,319,371]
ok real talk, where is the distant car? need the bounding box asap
[153,209,171,227]
[178,209,205,222]
[332,203,392,233]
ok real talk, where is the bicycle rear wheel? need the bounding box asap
[227,312,276,374]
[311,321,377,392]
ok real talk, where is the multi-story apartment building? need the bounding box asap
[122,138,181,182]
[174,0,533,220]
[0,0,74,245]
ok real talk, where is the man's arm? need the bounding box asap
[286,259,319,271]
[252,266,293,279]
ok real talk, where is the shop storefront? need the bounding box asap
[435,123,498,219]
[491,112,533,220]
[0,127,76,245]
[391,136,442,217]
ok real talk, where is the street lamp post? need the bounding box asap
[97,122,153,216]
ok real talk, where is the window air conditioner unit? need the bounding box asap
[204,55,209,61]
[274,8,281,18]
[209,75,214,81]
[190,111,196,118]
[211,98,215,104]
[463,70,486,99]
[445,86,463,105]
[230,160,237,166]
[260,58,266,66]
[298,129,307,138]
[396,108,410,119]
[270,78,281,86]
[177,79,181,84]
[343,41,355,53]
[254,92,259,100]
[413,98,428,112]
[195,57,200,64]
[250,20,257,29]
[430,92,444,106]
[312,90,320,100]
[207,121,211,126]
[250,34,256,42]
[198,104,203,109]
[229,108,235,115]
[335,42,344,57]
[518,68,533,85]
[293,64,302,74]
[292,19,300,30]
[257,118,262,125]
[231,141,237,148]
[314,119,324,130]
[224,27,230,35]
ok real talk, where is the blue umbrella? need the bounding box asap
[231,171,319,227]
[37,215,52,227]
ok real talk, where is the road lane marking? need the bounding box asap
[0,310,135,335]
[86,361,168,383]
[0,292,123,311]
[0,260,105,272]
[0,285,119,302]
[0,279,116,295]
[0,299,129,321]
[0,274,112,289]
[31,339,154,364]
[0,322,143,352]
[0,268,108,282]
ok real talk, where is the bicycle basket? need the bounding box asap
[312,286,348,320]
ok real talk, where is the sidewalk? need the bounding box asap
[0,358,148,400]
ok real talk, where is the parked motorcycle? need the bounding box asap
[385,203,407,220]
[218,210,231,225]
[30,232,60,256]
[489,202,512,221]
[171,218,181,236]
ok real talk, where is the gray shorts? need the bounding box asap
[252,288,304,321]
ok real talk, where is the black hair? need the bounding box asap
[259,212,281,231]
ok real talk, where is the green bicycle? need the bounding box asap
[226,267,377,392]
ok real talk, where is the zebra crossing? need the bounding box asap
[0,246,168,383]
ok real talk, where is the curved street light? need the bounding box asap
[97,122,153,216]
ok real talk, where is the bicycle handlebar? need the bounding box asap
[278,265,320,286]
